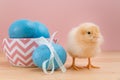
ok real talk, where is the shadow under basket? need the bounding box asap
[2,38,41,67]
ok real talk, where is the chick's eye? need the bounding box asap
[87,32,91,34]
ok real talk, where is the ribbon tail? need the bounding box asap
[50,32,58,43]
[42,59,55,74]
[52,49,66,73]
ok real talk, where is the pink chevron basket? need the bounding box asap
[2,38,41,67]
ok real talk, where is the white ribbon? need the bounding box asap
[37,32,66,74]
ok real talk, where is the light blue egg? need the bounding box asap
[9,19,50,38]
[32,43,67,70]
[33,21,50,38]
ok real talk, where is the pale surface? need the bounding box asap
[0,52,120,80]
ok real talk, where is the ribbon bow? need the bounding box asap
[37,32,66,74]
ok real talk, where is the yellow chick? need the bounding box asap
[67,23,104,70]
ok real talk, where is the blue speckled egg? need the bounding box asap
[32,43,67,70]
[9,19,50,38]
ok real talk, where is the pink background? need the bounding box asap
[0,0,120,51]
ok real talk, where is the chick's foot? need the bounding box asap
[68,65,83,71]
[84,64,100,69]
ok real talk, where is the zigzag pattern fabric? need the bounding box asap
[2,38,39,67]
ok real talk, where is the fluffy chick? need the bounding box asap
[67,23,104,70]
